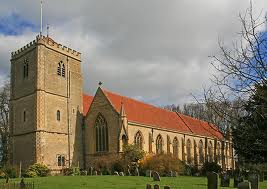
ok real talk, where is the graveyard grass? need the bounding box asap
[2,176,267,189]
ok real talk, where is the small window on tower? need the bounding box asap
[23,58,29,78]
[57,62,61,76]
[57,155,65,166]
[23,111,26,122]
[57,110,60,121]
[62,64,65,77]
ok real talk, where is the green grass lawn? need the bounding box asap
[1,176,267,189]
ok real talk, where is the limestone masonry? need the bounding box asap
[10,35,235,172]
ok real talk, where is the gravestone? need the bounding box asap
[135,167,139,176]
[93,170,98,175]
[154,184,160,189]
[152,171,161,181]
[90,167,93,176]
[119,172,124,176]
[248,174,259,189]
[207,172,218,189]
[114,171,119,176]
[20,178,25,189]
[127,169,131,176]
[259,172,264,182]
[234,175,244,187]
[146,184,152,189]
[263,170,267,180]
[167,171,173,177]
[164,186,171,189]
[238,181,251,189]
[173,171,178,177]
[146,170,152,177]
[221,173,230,187]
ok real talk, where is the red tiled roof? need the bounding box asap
[83,94,94,116]
[102,89,223,139]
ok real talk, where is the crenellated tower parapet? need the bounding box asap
[11,35,81,61]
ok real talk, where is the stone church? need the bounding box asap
[9,35,235,172]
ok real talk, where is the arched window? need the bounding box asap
[57,62,61,76]
[134,131,143,149]
[23,58,29,78]
[173,137,179,158]
[199,140,204,164]
[186,139,192,164]
[148,133,153,153]
[23,111,26,122]
[57,110,60,121]
[62,63,65,77]
[95,114,108,152]
[194,140,198,165]
[217,142,221,164]
[156,134,163,154]
[122,135,127,150]
[208,141,213,162]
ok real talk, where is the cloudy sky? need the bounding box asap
[0,0,266,106]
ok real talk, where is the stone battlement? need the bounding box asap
[11,35,81,60]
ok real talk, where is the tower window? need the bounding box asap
[62,64,65,77]
[23,58,29,78]
[57,110,60,121]
[57,62,61,76]
[23,111,26,122]
[57,155,65,166]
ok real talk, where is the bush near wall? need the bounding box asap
[140,154,186,176]
[24,163,50,177]
[201,162,222,175]
[0,166,18,178]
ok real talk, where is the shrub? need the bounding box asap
[63,167,80,176]
[1,166,18,178]
[201,162,222,175]
[25,163,50,177]
[123,144,145,163]
[111,161,124,173]
[140,154,185,176]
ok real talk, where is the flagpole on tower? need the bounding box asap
[40,0,43,35]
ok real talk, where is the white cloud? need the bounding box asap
[0,0,266,106]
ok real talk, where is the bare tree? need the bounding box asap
[0,80,10,165]
[205,4,267,127]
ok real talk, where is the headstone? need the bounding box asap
[93,170,98,175]
[234,175,244,187]
[154,184,160,189]
[152,171,161,181]
[263,170,267,180]
[135,167,139,176]
[248,174,259,189]
[81,170,87,175]
[221,173,230,187]
[173,171,178,177]
[90,167,93,176]
[127,169,131,176]
[167,171,173,177]
[238,181,251,189]
[114,171,119,176]
[146,184,152,189]
[164,186,171,189]
[207,172,218,189]
[20,178,25,189]
[119,172,124,176]
[146,170,152,177]
[259,172,264,182]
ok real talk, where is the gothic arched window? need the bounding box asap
[199,140,204,164]
[156,134,163,154]
[57,110,60,121]
[95,114,108,152]
[186,139,192,164]
[23,58,29,78]
[217,142,221,164]
[134,131,143,149]
[57,62,61,76]
[173,137,179,158]
[208,141,213,162]
[62,63,65,77]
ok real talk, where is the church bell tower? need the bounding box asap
[10,35,84,170]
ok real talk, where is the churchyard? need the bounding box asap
[0,174,267,189]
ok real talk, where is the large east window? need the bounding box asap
[95,114,108,152]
